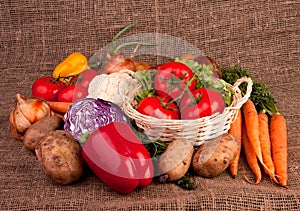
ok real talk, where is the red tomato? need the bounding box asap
[180,88,225,119]
[57,84,75,102]
[58,69,99,102]
[58,84,90,102]
[77,69,99,88]
[32,77,66,101]
[73,85,89,102]
[137,96,179,120]
[154,62,196,99]
[74,69,98,101]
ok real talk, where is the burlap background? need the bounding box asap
[1,0,299,210]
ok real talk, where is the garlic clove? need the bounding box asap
[10,127,23,141]
[22,99,53,123]
[12,106,32,133]
[9,109,16,129]
[16,94,53,124]
[10,94,54,137]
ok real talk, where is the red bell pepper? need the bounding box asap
[81,122,154,194]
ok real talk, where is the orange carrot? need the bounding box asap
[242,123,261,184]
[258,112,278,184]
[229,109,242,178]
[242,100,265,168]
[270,113,288,187]
[47,101,72,114]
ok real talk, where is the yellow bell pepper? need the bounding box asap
[52,52,88,78]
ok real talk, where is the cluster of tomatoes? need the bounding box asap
[31,69,98,102]
[136,61,225,120]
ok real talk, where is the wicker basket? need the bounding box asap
[122,76,253,146]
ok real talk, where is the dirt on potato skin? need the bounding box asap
[35,130,85,185]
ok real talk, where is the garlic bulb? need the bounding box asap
[9,94,53,140]
[87,70,141,106]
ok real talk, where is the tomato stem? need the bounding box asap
[165,75,196,107]
[53,74,79,85]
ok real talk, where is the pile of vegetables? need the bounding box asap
[133,58,233,121]
[32,52,94,102]
[8,24,288,194]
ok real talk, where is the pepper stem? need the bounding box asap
[79,131,93,146]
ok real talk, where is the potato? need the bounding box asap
[23,116,64,152]
[157,138,194,182]
[192,133,240,178]
[35,130,85,185]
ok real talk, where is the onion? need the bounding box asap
[104,51,136,74]
[9,94,53,140]
[134,61,151,71]
[104,24,155,74]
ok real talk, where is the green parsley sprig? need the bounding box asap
[220,64,280,116]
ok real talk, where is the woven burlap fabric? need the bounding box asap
[0,0,299,210]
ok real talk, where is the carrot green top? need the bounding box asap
[221,65,280,116]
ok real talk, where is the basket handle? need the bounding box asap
[232,76,253,109]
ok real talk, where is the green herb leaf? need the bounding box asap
[134,89,156,104]
[133,128,167,158]
[134,70,157,90]
[220,64,280,115]
[176,173,195,190]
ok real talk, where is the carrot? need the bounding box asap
[229,109,242,178]
[258,112,279,184]
[242,123,261,184]
[270,113,288,187]
[47,101,72,114]
[242,100,266,169]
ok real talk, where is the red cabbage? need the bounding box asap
[64,98,129,141]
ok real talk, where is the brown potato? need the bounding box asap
[23,116,64,152]
[192,133,240,178]
[157,138,194,182]
[35,130,85,185]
